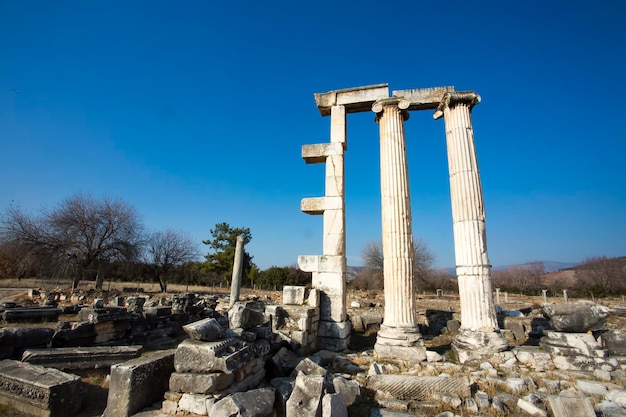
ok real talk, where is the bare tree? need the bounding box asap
[357,239,434,291]
[1,194,143,289]
[146,229,199,292]
[575,256,626,296]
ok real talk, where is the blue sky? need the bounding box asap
[1,1,625,270]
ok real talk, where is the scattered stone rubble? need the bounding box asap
[1,285,626,417]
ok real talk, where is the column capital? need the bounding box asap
[371,97,410,122]
[433,91,481,119]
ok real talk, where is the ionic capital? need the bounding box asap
[371,97,411,122]
[433,91,481,119]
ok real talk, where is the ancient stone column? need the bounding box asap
[372,98,424,361]
[229,236,245,306]
[434,91,507,363]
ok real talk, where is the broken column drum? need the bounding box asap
[434,91,507,362]
[371,98,421,347]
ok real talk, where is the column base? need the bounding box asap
[452,328,508,365]
[374,325,426,363]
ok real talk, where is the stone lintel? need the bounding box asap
[392,86,455,111]
[314,84,389,116]
[297,255,344,273]
[298,255,344,273]
[301,196,342,215]
[302,143,344,164]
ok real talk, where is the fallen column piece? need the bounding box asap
[21,345,142,371]
[367,375,470,401]
[0,359,81,417]
[103,349,175,417]
[2,307,60,323]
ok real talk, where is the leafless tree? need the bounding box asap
[146,229,199,292]
[356,239,434,291]
[575,256,626,296]
[492,261,544,295]
[1,194,143,289]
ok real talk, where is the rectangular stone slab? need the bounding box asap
[0,360,81,417]
[21,346,142,371]
[314,84,389,116]
[548,395,596,417]
[102,349,175,417]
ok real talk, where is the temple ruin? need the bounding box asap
[300,83,507,363]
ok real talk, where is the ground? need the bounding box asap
[0,278,625,416]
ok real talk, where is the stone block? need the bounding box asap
[308,289,321,307]
[0,327,55,353]
[602,330,626,356]
[77,307,131,323]
[169,371,234,394]
[543,301,609,332]
[269,347,300,377]
[314,84,390,116]
[318,321,351,339]
[174,339,252,374]
[547,395,596,417]
[102,349,175,417]
[286,373,324,417]
[283,286,306,305]
[332,376,362,406]
[367,375,470,401]
[302,143,344,164]
[0,360,81,417]
[229,304,267,330]
[2,307,60,323]
[182,317,224,342]
[294,358,327,376]
[209,387,275,417]
[21,345,142,371]
[271,377,295,417]
[178,393,209,415]
[322,392,348,417]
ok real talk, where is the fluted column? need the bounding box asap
[372,98,421,350]
[434,91,507,363]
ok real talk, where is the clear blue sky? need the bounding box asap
[1,1,625,270]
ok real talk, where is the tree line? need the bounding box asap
[0,194,309,292]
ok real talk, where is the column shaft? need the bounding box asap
[375,99,418,331]
[442,95,498,331]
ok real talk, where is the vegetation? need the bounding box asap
[351,240,457,292]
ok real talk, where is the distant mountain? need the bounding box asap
[443,261,578,275]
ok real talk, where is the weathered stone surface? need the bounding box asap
[512,346,555,371]
[21,345,142,370]
[2,307,60,323]
[0,360,81,417]
[517,398,547,416]
[102,349,175,417]
[575,379,608,396]
[543,301,609,332]
[0,327,55,359]
[547,395,596,417]
[169,371,234,394]
[602,330,626,356]
[271,376,295,417]
[209,387,275,417]
[283,286,306,305]
[229,304,267,330]
[293,358,327,376]
[174,338,252,374]
[332,376,362,406]
[286,372,324,417]
[77,306,132,323]
[178,393,209,415]
[182,317,224,342]
[368,408,416,417]
[314,84,389,116]
[367,375,470,401]
[322,392,348,417]
[269,347,301,377]
[452,329,507,365]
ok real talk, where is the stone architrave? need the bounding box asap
[229,236,245,306]
[434,91,507,363]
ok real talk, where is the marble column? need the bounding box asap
[229,236,245,306]
[372,98,424,362]
[434,91,507,363]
